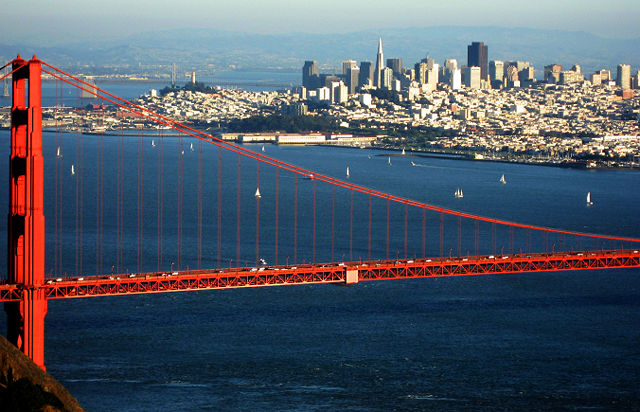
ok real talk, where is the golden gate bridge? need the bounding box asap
[1,56,639,371]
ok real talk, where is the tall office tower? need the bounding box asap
[302,60,319,89]
[617,64,631,90]
[519,67,535,83]
[507,61,530,71]
[450,69,462,90]
[381,67,394,90]
[590,73,602,86]
[489,60,504,83]
[464,66,481,89]
[359,61,374,89]
[342,60,357,75]
[634,70,640,89]
[374,37,385,88]
[444,59,458,74]
[506,65,519,83]
[467,42,488,79]
[598,69,611,82]
[191,71,196,84]
[427,64,439,86]
[346,66,360,94]
[387,58,403,75]
[414,61,428,84]
[544,64,562,83]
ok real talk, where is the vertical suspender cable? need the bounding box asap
[312,179,316,264]
[217,147,222,268]
[198,140,203,269]
[349,190,353,262]
[157,131,164,272]
[404,204,408,259]
[422,209,426,259]
[236,154,241,266]
[368,195,372,261]
[331,185,335,263]
[275,167,279,266]
[177,137,183,269]
[439,212,444,257]
[294,174,298,264]
[386,199,390,260]
[256,161,260,266]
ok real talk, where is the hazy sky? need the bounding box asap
[4,0,640,43]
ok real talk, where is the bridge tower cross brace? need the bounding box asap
[4,55,47,370]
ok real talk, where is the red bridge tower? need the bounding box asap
[4,56,47,370]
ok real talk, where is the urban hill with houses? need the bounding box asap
[3,39,639,169]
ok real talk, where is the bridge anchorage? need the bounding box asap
[1,55,639,370]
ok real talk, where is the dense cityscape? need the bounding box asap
[2,38,639,169]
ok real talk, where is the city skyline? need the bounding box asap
[2,0,640,45]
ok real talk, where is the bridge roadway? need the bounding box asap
[0,249,638,302]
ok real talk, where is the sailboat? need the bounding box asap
[402,148,406,155]
[454,188,463,198]
[587,192,593,206]
[346,166,350,178]
[499,174,506,184]
[255,187,261,199]
[190,142,194,152]
[56,146,62,158]
[261,145,265,152]
[151,139,156,147]
[388,156,392,166]
[70,165,75,176]
[411,161,417,166]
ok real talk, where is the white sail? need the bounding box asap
[500,174,506,184]
[255,187,261,199]
[402,148,406,155]
[261,145,265,152]
[388,157,391,166]
[411,161,416,166]
[190,142,194,152]
[71,165,75,175]
[56,146,61,158]
[346,166,350,178]
[587,192,593,205]
[455,188,464,198]
[151,139,156,147]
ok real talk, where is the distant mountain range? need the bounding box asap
[1,26,638,77]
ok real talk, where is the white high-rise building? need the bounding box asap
[450,69,462,90]
[464,66,481,89]
[617,64,631,90]
[382,67,394,90]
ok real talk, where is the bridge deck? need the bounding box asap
[1,249,638,302]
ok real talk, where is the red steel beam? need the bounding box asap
[1,250,637,302]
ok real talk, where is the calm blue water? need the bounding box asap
[1,110,640,409]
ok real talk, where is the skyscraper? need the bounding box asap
[386,58,402,75]
[467,42,488,80]
[617,64,631,90]
[414,61,427,84]
[359,61,374,89]
[374,38,385,88]
[346,66,360,94]
[464,66,481,89]
[342,60,357,76]
[302,60,319,89]
[489,60,504,84]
